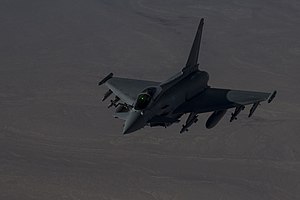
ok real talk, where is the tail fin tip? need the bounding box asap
[183,18,205,73]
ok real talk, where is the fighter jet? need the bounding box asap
[99,18,276,134]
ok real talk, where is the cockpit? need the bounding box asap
[134,87,157,110]
[134,93,151,110]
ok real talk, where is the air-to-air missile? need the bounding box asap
[180,113,198,133]
[230,105,245,122]
[102,90,113,101]
[248,102,260,118]
[108,96,120,108]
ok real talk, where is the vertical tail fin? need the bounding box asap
[182,18,204,73]
[160,19,205,90]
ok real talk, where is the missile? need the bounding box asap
[102,90,112,101]
[248,102,260,118]
[180,113,198,133]
[230,105,245,122]
[108,96,120,108]
[268,90,277,103]
[180,118,198,133]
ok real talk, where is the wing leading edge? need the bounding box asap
[103,76,160,105]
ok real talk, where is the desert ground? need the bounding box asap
[0,0,299,199]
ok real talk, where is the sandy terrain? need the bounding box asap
[0,0,299,199]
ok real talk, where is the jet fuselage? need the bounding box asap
[99,18,275,134]
[123,70,209,134]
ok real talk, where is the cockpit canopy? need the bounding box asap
[134,87,157,110]
[134,93,151,110]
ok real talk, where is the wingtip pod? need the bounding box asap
[268,90,277,103]
[98,73,113,86]
[200,18,204,24]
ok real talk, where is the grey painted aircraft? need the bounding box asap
[99,18,277,134]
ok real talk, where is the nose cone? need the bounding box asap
[122,110,144,134]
